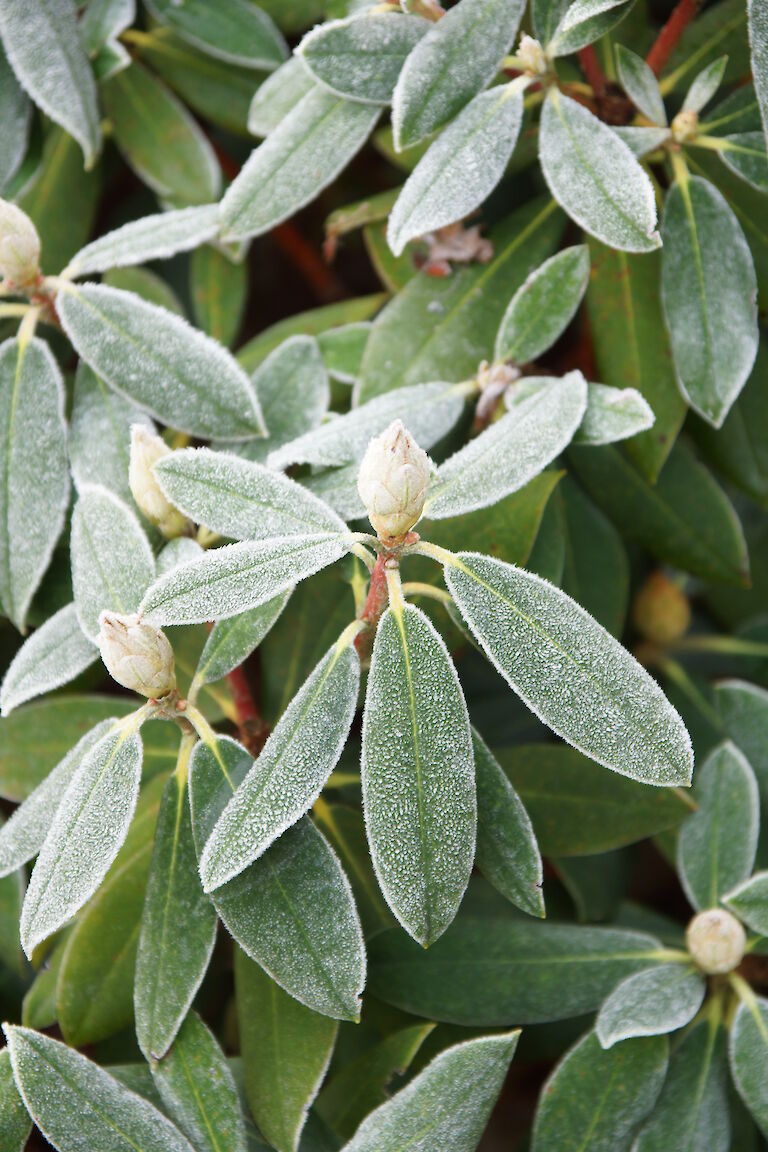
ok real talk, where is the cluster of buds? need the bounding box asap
[129,425,194,540]
[0,199,41,289]
[97,611,177,700]
[358,420,431,541]
[671,108,699,144]
[517,34,549,78]
[686,908,746,975]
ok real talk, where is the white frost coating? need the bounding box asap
[548,0,633,55]
[71,485,156,641]
[730,997,768,1136]
[69,362,154,505]
[445,552,694,786]
[0,337,69,632]
[81,0,135,54]
[4,1025,195,1152]
[153,447,346,539]
[0,719,113,876]
[392,0,525,150]
[221,87,380,241]
[269,381,465,470]
[144,0,287,70]
[571,382,655,445]
[194,590,291,687]
[494,246,591,365]
[682,56,727,114]
[298,13,428,105]
[361,603,476,947]
[719,131,768,194]
[676,740,759,911]
[141,533,350,625]
[342,1032,519,1152]
[0,50,31,189]
[0,604,96,716]
[596,964,705,1048]
[201,642,360,891]
[156,537,204,577]
[247,56,316,137]
[611,125,671,157]
[724,872,768,936]
[615,45,666,125]
[425,373,587,520]
[388,85,524,256]
[0,0,101,167]
[57,283,266,440]
[303,461,367,520]
[661,176,758,429]
[64,204,220,277]
[539,90,661,253]
[750,0,768,148]
[247,335,330,459]
[20,724,143,957]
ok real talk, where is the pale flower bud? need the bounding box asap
[686,908,746,975]
[357,420,430,540]
[129,425,193,539]
[0,200,41,288]
[518,34,548,77]
[671,108,699,143]
[97,611,177,699]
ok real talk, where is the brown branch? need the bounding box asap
[226,665,269,757]
[578,46,606,97]
[646,0,699,77]
[272,223,345,303]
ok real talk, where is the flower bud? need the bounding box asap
[357,420,430,540]
[518,34,548,77]
[671,108,698,143]
[632,571,691,646]
[0,200,41,288]
[686,908,746,975]
[129,425,193,539]
[97,611,177,699]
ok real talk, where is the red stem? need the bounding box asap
[272,223,345,303]
[226,665,261,728]
[578,46,606,97]
[646,0,699,77]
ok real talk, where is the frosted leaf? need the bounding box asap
[548,0,634,55]
[750,0,768,149]
[341,1032,519,1152]
[615,45,667,125]
[388,85,524,256]
[445,552,694,786]
[193,590,292,688]
[57,282,266,440]
[611,125,671,157]
[532,0,570,45]
[298,13,428,105]
[156,537,204,577]
[661,176,758,427]
[0,337,69,632]
[724,871,768,936]
[302,462,366,521]
[69,362,154,505]
[494,246,590,364]
[64,204,220,278]
[189,736,366,1020]
[318,323,371,384]
[0,718,113,877]
[141,533,350,626]
[0,1046,29,1152]
[134,773,217,1061]
[245,335,330,462]
[570,382,655,445]
[153,447,346,539]
[595,963,705,1048]
[221,88,380,241]
[269,381,465,470]
[719,131,768,193]
[0,0,100,167]
[81,0,135,54]
[0,603,97,716]
[0,44,31,189]
[391,0,525,150]
[20,722,143,958]
[730,996,768,1138]
[539,90,661,253]
[201,640,360,891]
[362,603,475,947]
[682,55,727,114]
[4,1025,194,1152]
[144,0,287,70]
[71,485,155,640]
[676,740,758,911]
[248,56,316,137]
[425,373,587,520]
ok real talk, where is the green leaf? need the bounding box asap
[0,43,30,192]
[660,0,747,97]
[145,0,286,70]
[81,0,134,55]
[238,335,330,463]
[200,638,360,892]
[572,382,654,446]
[0,1047,30,1152]
[724,871,768,935]
[388,84,524,256]
[248,55,316,136]
[532,0,570,46]
[661,175,758,428]
[313,802,392,937]
[496,744,691,856]
[71,485,155,641]
[472,727,543,918]
[560,476,629,635]
[676,740,759,910]
[318,324,370,385]
[613,124,671,157]
[730,992,768,1139]
[135,769,217,1060]
[66,204,220,278]
[190,244,248,348]
[392,0,525,150]
[616,45,666,125]
[58,283,266,440]
[548,0,635,55]
[193,592,291,690]
[0,603,96,716]
[0,337,69,632]
[445,552,693,786]
[362,601,475,946]
[20,719,143,959]
[101,60,221,206]
[540,89,660,252]
[634,1016,729,1152]
[189,735,365,1020]
[236,948,338,1152]
[595,962,705,1048]
[531,1031,668,1152]
[3,1024,194,1152]
[341,1031,519,1152]
[719,131,768,192]
[221,88,380,241]
[299,13,427,105]
[0,0,100,166]
[151,1011,246,1152]
[425,374,587,520]
[682,56,728,114]
[104,265,185,314]
[141,533,350,626]
[750,0,768,147]
[494,246,590,365]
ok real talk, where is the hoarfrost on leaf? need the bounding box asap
[0,604,97,716]
[64,204,221,278]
